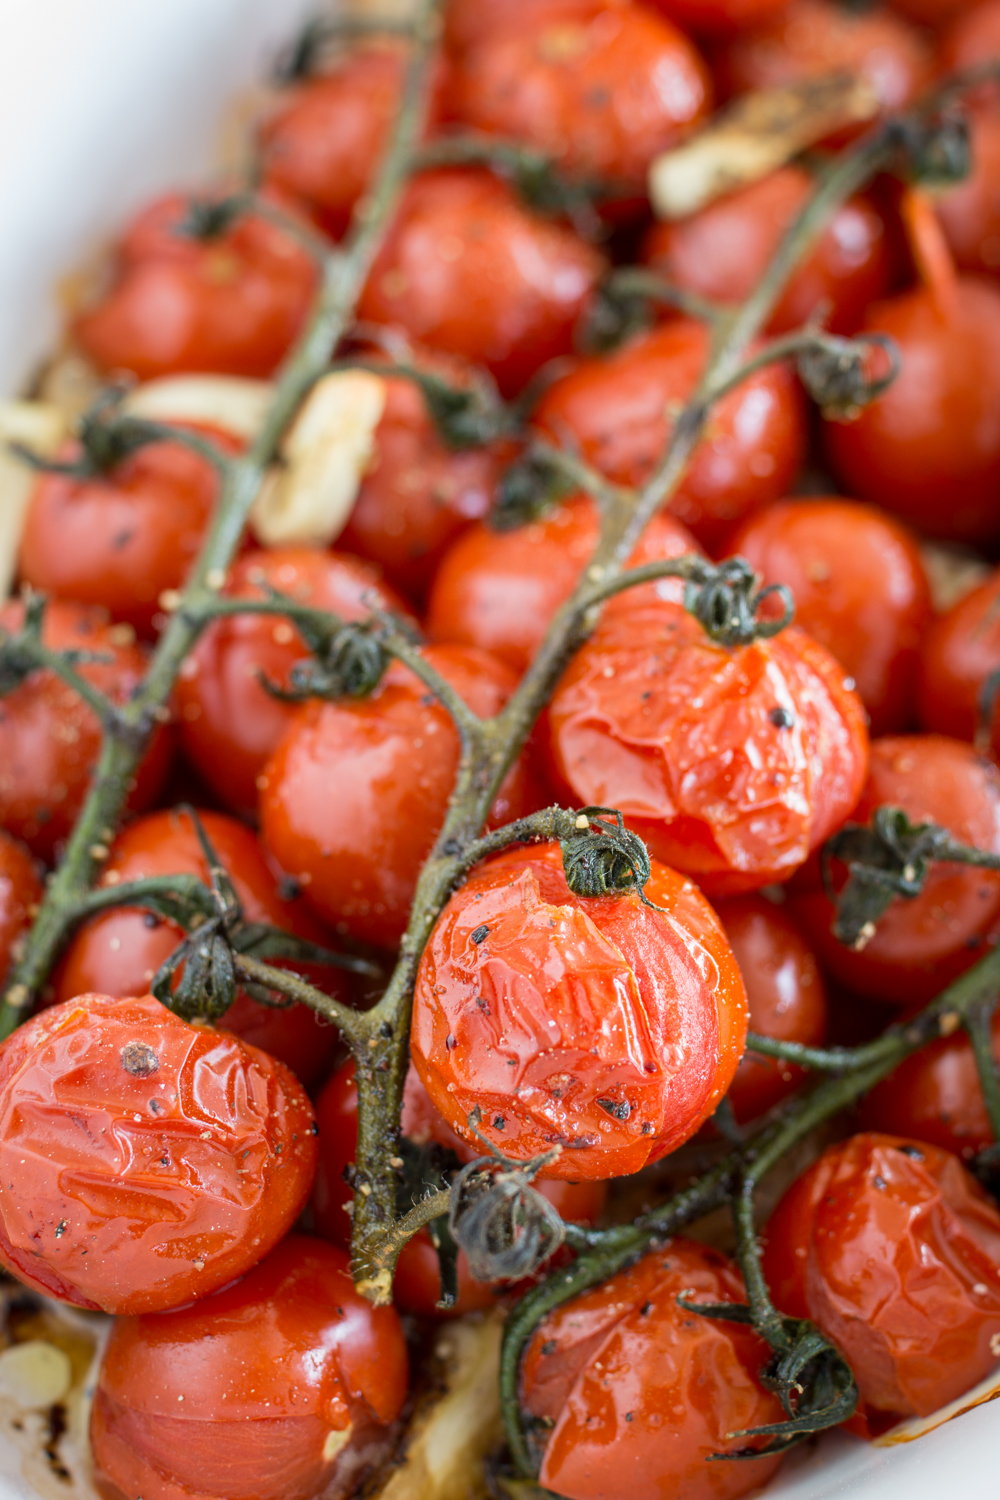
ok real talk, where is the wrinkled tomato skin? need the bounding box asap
[642,169,893,337]
[917,567,1000,741]
[823,279,1000,546]
[411,843,747,1180]
[426,495,701,675]
[175,546,413,817]
[715,895,827,1123]
[545,599,869,896]
[73,192,319,381]
[861,1010,1000,1159]
[761,1133,1000,1421]
[0,993,317,1315]
[259,645,545,949]
[532,320,806,552]
[0,600,170,861]
[54,808,343,1087]
[357,169,605,397]
[521,1238,786,1500]
[90,1236,408,1500]
[790,735,1000,1005]
[730,497,931,736]
[0,831,40,982]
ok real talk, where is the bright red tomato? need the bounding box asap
[917,566,1000,741]
[0,992,316,1314]
[762,1133,1000,1423]
[941,0,1000,77]
[521,1238,786,1500]
[91,1235,408,1500]
[0,831,40,981]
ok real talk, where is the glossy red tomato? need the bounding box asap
[917,566,1000,741]
[175,546,413,817]
[259,644,545,949]
[936,113,1000,281]
[521,1238,786,1500]
[54,808,344,1086]
[426,494,701,675]
[0,831,40,981]
[0,600,171,861]
[357,169,605,397]
[545,598,869,896]
[790,735,1000,1005]
[730,497,932,736]
[74,191,319,380]
[532,319,806,552]
[762,1133,1000,1422]
[91,1235,408,1500]
[411,842,747,1179]
[642,168,893,338]
[0,992,316,1314]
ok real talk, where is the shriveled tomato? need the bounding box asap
[790,735,1000,1005]
[426,495,701,675]
[0,992,316,1314]
[411,842,747,1179]
[0,831,40,982]
[0,600,170,861]
[762,1133,1000,1422]
[176,546,413,816]
[259,644,545,949]
[532,319,806,551]
[861,1010,1000,1159]
[91,1235,408,1500]
[642,168,893,338]
[917,566,1000,741]
[357,169,605,397]
[730,497,931,735]
[521,1238,786,1500]
[74,190,319,381]
[545,598,868,896]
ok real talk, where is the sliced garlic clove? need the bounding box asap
[0,400,69,600]
[122,375,276,443]
[0,1340,73,1409]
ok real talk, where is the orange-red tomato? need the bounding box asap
[357,169,605,397]
[54,808,344,1087]
[426,495,701,675]
[0,600,171,861]
[258,644,546,949]
[762,1133,1000,1422]
[545,598,869,896]
[935,113,1000,278]
[642,168,893,338]
[790,735,1000,1005]
[411,842,748,1179]
[444,0,618,51]
[917,567,1000,741]
[175,546,413,817]
[521,1238,786,1500]
[74,191,319,381]
[532,319,806,551]
[730,497,932,735]
[940,0,1000,74]
[90,1235,408,1500]
[0,992,316,1314]
[0,831,40,982]
[886,0,982,28]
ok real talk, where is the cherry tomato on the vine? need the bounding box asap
[935,113,1000,279]
[940,0,1000,78]
[0,831,40,982]
[917,566,1000,742]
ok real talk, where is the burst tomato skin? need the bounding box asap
[0,600,170,861]
[730,497,931,736]
[175,546,412,817]
[90,1235,408,1500]
[917,567,1000,742]
[0,992,316,1315]
[545,599,869,896]
[532,320,806,551]
[521,1238,786,1500]
[0,832,40,981]
[762,1133,1000,1422]
[411,843,747,1180]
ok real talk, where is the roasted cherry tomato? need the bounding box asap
[444,0,618,51]
[521,1238,786,1500]
[917,566,1000,741]
[790,735,1000,1005]
[90,1235,408,1500]
[54,808,344,1086]
[176,546,412,817]
[0,600,171,861]
[259,644,545,949]
[0,992,316,1314]
[762,1133,1000,1423]
[935,113,1000,278]
[545,598,869,896]
[357,168,605,397]
[941,0,1000,79]
[426,495,701,675]
[0,831,40,982]
[74,190,320,381]
[411,842,747,1179]
[642,169,893,338]
[886,0,982,28]
[730,497,931,735]
[532,319,806,551]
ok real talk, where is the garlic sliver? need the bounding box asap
[122,375,275,443]
[0,400,68,600]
